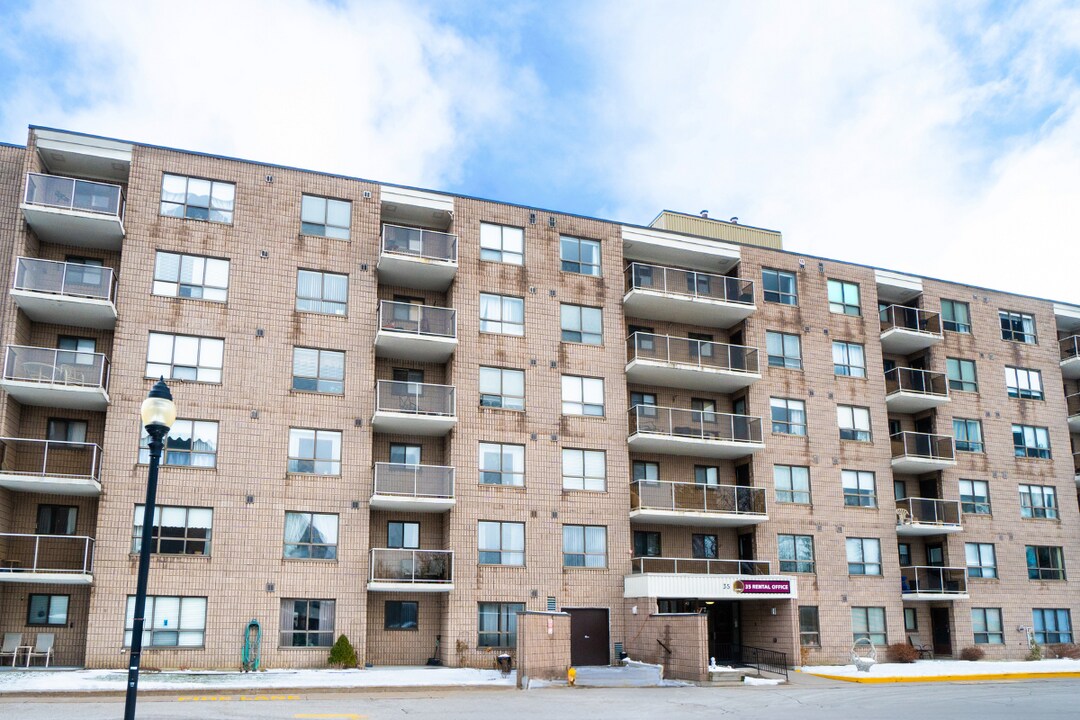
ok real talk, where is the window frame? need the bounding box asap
[1012,424,1051,459]
[1032,608,1073,644]
[846,537,882,575]
[479,366,525,411]
[559,303,604,345]
[1026,545,1066,580]
[152,251,229,302]
[387,521,420,550]
[478,602,525,648]
[562,524,607,567]
[295,269,348,317]
[972,608,1004,644]
[959,479,992,515]
[762,268,798,306]
[1019,484,1058,520]
[478,520,525,566]
[145,332,224,384]
[160,173,235,224]
[561,375,605,417]
[479,293,525,336]
[953,418,984,453]
[941,299,972,334]
[999,310,1037,344]
[770,397,807,436]
[1005,366,1044,400]
[827,279,861,316]
[287,428,342,475]
[279,598,335,648]
[27,594,69,626]
[139,419,219,468]
[292,347,345,395]
[562,448,606,492]
[765,330,802,370]
[479,222,524,265]
[46,417,87,443]
[125,595,207,647]
[851,606,887,645]
[559,236,601,277]
[837,405,872,442]
[945,357,979,393]
[778,534,815,573]
[385,600,419,631]
[633,530,662,557]
[799,606,820,646]
[132,505,213,556]
[300,194,351,240]
[774,465,811,504]
[965,542,997,579]
[283,511,339,560]
[832,340,866,378]
[36,504,77,535]
[841,469,877,508]
[478,442,525,487]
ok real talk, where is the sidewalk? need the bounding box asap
[800,658,1080,683]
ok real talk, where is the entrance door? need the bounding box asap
[564,608,609,666]
[738,533,755,574]
[708,601,740,661]
[930,607,952,656]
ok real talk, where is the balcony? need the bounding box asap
[624,557,797,600]
[630,480,767,527]
[1067,392,1080,433]
[900,566,968,600]
[1061,336,1080,380]
[370,462,455,512]
[21,173,125,249]
[10,257,118,329]
[884,368,950,413]
[367,548,453,592]
[371,380,457,436]
[879,305,943,354]
[895,497,963,536]
[625,333,760,392]
[890,432,956,474]
[377,224,458,291]
[0,438,102,495]
[0,533,94,584]
[1,346,110,410]
[622,263,755,329]
[374,301,457,362]
[628,406,765,459]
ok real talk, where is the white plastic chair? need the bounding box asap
[25,633,54,667]
[0,633,22,666]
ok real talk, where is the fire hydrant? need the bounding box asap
[567,666,576,686]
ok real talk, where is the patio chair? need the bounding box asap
[25,633,54,667]
[908,635,933,659]
[1,633,22,666]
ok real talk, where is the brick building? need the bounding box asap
[0,126,1077,673]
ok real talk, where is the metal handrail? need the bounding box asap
[1060,335,1080,361]
[380,223,458,263]
[24,172,124,218]
[884,367,949,397]
[0,533,95,574]
[712,643,789,679]
[900,566,967,595]
[378,301,457,339]
[630,556,772,575]
[13,257,118,303]
[372,462,455,499]
[630,479,766,516]
[0,437,102,481]
[880,304,942,335]
[895,497,961,527]
[368,548,453,583]
[626,332,759,374]
[890,431,955,461]
[375,380,456,417]
[623,262,754,305]
[3,345,111,390]
[628,405,763,444]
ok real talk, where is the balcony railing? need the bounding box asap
[631,480,766,516]
[891,431,955,463]
[884,367,948,398]
[373,462,454,499]
[624,263,754,305]
[630,556,772,575]
[895,497,961,528]
[375,380,456,417]
[1061,336,1080,362]
[0,437,102,482]
[381,224,458,264]
[13,257,117,302]
[378,301,456,338]
[0,533,95,576]
[3,345,110,389]
[627,333,759,374]
[629,406,763,444]
[369,548,453,584]
[880,304,941,335]
[1067,392,1080,417]
[900,566,967,595]
[24,173,124,218]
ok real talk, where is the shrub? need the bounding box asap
[959,646,984,661]
[1027,643,1043,661]
[328,634,358,669]
[1046,644,1080,660]
[886,643,919,663]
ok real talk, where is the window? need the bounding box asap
[389,443,421,465]
[630,392,657,409]
[633,461,659,481]
[959,479,991,515]
[633,531,662,557]
[765,331,802,369]
[762,268,797,305]
[283,512,338,559]
[36,504,76,535]
[847,538,882,575]
[139,419,219,468]
[999,310,1037,344]
[694,465,719,485]
[280,599,334,647]
[153,251,229,302]
[562,449,605,491]
[478,443,525,486]
[561,375,604,416]
[133,505,212,555]
[693,534,718,559]
[898,543,912,567]
[972,609,1004,644]
[47,418,87,443]
[27,594,68,626]
[841,469,877,507]
[479,293,524,335]
[1005,366,1043,400]
[300,195,351,239]
[770,397,807,436]
[478,521,525,565]
[946,358,978,392]
[292,347,345,394]
[560,304,603,345]
[65,256,103,286]
[773,465,811,504]
[388,521,419,549]
[778,534,815,573]
[1026,545,1066,580]
[851,607,886,645]
[57,335,95,365]
[904,608,918,631]
[479,367,524,410]
[799,606,820,646]
[296,270,348,316]
[628,325,655,351]
[832,341,866,378]
[480,223,524,265]
[941,300,971,334]
[827,279,861,315]
[953,418,984,453]
[385,601,418,630]
[1019,485,1058,519]
[478,602,524,647]
[146,332,224,383]
[126,596,207,647]
[1012,424,1051,459]
[837,405,872,442]
[287,428,341,475]
[563,525,607,567]
[160,173,234,224]
[965,543,997,578]
[1033,609,1073,644]
[560,236,601,276]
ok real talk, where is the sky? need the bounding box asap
[1,0,1078,303]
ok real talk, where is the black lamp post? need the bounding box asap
[124,378,176,720]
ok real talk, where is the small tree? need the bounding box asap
[886,643,918,663]
[328,634,358,668]
[959,646,984,661]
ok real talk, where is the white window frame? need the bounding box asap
[152,251,229,302]
[1005,366,1043,400]
[846,537,882,575]
[832,341,866,377]
[480,223,524,265]
[562,449,606,491]
[478,443,525,486]
[561,375,605,416]
[160,173,235,224]
[842,470,877,508]
[125,595,207,647]
[146,332,224,383]
[766,330,802,369]
[287,428,342,475]
[479,366,525,410]
[300,194,351,240]
[837,405,872,442]
[478,521,525,566]
[560,304,603,345]
[479,293,525,335]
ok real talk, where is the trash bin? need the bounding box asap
[496,653,513,676]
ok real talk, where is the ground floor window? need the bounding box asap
[798,606,820,646]
[904,608,918,631]
[280,599,335,647]
[27,594,68,626]
[125,596,206,647]
[1032,608,1072,644]
[851,607,886,645]
[478,602,524,648]
[385,601,418,630]
[971,608,1003,644]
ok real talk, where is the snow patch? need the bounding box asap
[743,676,785,686]
[801,658,1080,679]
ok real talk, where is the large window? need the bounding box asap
[965,543,997,578]
[837,405,872,442]
[959,479,991,515]
[1026,545,1066,580]
[634,530,662,557]
[296,269,348,316]
[561,375,604,416]
[778,534,815,573]
[999,310,1037,344]
[478,521,525,565]
[799,606,820,646]
[292,347,345,394]
[842,470,877,508]
[953,418,984,453]
[280,599,335,647]
[388,521,419,549]
[633,460,659,481]
[1019,484,1058,519]
[479,293,525,335]
[153,251,229,302]
[36,504,76,534]
[480,223,524,265]
[766,331,802,369]
[160,174,234,224]
[1005,366,1043,400]
[851,607,886,645]
[146,333,224,383]
[47,418,87,443]
[126,596,206,647]
[560,236,601,276]
[562,449,606,491]
[827,279,861,315]
[832,341,866,378]
[1033,609,1072,644]
[762,268,797,305]
[133,505,212,555]
[385,601,418,630]
[560,304,603,345]
[846,538,882,575]
[1012,424,1051,459]
[287,428,341,475]
[972,608,1004,644]
[283,512,338,559]
[774,465,811,504]
[941,299,971,333]
[693,533,718,559]
[770,397,807,436]
[478,602,524,647]
[140,419,218,468]
[27,594,68,626]
[946,358,978,392]
[300,194,351,239]
[563,525,607,567]
[478,443,525,486]
[479,367,524,410]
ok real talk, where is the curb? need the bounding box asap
[803,670,1080,684]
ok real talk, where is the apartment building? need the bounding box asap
[0,126,1078,674]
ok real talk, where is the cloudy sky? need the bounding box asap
[1,0,1077,303]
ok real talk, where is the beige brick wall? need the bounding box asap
[622,598,708,681]
[515,610,570,687]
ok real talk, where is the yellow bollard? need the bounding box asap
[567,666,576,686]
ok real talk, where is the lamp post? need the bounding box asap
[124,378,176,720]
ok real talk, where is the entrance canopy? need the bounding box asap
[624,573,797,600]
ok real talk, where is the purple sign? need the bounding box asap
[734,579,791,595]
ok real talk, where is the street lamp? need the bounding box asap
[124,377,176,720]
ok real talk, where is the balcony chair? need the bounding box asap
[25,632,54,667]
[1,633,23,666]
[908,635,933,659]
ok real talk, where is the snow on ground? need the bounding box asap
[802,658,1080,678]
[743,676,785,686]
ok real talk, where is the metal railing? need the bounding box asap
[375,380,456,417]
[24,172,124,218]
[712,644,789,679]
[3,345,110,390]
[378,301,456,339]
[369,548,453,584]
[381,224,458,263]
[630,556,771,575]
[631,480,766,516]
[890,431,955,462]
[0,437,102,482]
[900,566,967,595]
[13,257,117,302]
[895,497,961,527]
[1066,392,1080,418]
[624,262,754,305]
[373,462,455,499]
[627,333,759,374]
[1061,336,1080,362]
[0,533,95,575]
[884,367,948,397]
[629,405,763,445]
[880,304,941,335]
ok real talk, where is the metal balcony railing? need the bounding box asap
[624,262,754,305]
[13,257,117,302]
[375,380,456,417]
[0,533,95,575]
[24,173,124,218]
[631,480,766,516]
[884,367,948,397]
[880,304,942,335]
[630,556,772,575]
[891,431,955,462]
[900,566,967,595]
[373,462,455,499]
[895,497,962,528]
[3,346,110,390]
[381,224,458,264]
[627,333,759,374]
[1067,392,1080,417]
[0,437,102,482]
[369,548,453,584]
[629,406,763,444]
[378,301,456,339]
[1061,336,1080,362]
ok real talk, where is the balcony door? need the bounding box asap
[930,607,952,657]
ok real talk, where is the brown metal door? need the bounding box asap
[564,608,610,666]
[930,607,952,656]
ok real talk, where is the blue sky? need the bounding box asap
[1,0,1078,302]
